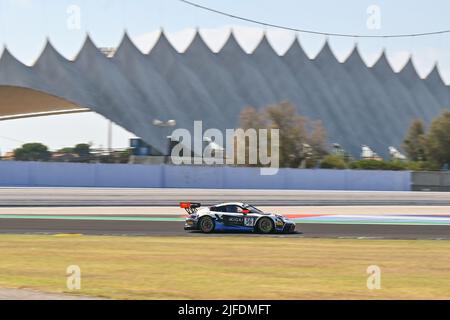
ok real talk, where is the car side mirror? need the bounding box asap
[242,209,250,214]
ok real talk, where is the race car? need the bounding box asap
[182,202,296,234]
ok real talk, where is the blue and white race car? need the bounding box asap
[182,202,296,234]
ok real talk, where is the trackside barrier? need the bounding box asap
[412,171,450,191]
[0,161,411,191]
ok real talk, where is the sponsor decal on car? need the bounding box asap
[244,217,256,227]
[223,216,244,227]
[275,220,284,227]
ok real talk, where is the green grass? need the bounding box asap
[0,234,449,299]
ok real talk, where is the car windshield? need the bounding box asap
[243,204,263,214]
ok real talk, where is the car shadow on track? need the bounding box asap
[186,231,303,237]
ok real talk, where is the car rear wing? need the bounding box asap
[180,202,201,214]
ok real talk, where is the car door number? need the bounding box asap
[244,217,255,227]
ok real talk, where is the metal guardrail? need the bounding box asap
[412,171,450,192]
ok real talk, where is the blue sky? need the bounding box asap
[0,0,449,153]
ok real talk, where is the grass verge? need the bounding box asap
[0,234,449,299]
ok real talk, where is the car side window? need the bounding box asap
[225,205,243,213]
[212,206,226,212]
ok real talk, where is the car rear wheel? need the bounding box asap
[257,217,274,234]
[199,216,215,233]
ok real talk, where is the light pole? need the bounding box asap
[107,120,113,155]
[152,119,176,128]
[152,119,177,158]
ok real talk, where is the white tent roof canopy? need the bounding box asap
[0,30,448,157]
[0,86,88,119]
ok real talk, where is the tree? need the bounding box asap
[426,110,450,167]
[237,106,267,167]
[403,119,427,161]
[239,106,266,130]
[14,143,51,162]
[265,102,309,168]
[238,101,329,168]
[308,120,328,164]
[57,147,75,153]
[349,159,409,171]
[73,143,91,157]
[320,155,347,169]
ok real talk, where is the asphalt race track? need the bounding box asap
[1,216,450,240]
[1,188,450,206]
[1,188,449,239]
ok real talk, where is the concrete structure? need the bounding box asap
[0,161,411,191]
[0,30,449,157]
[412,171,450,191]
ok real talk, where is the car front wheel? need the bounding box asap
[256,217,274,234]
[199,216,215,233]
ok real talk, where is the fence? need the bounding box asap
[0,161,411,191]
[412,171,450,191]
